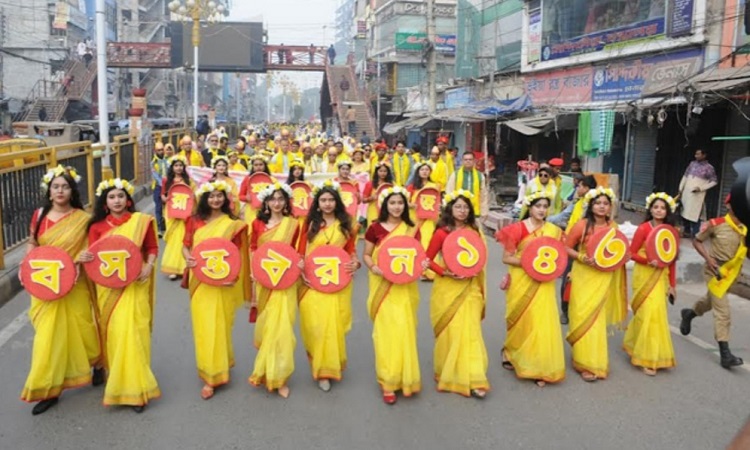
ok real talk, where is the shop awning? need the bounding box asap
[499,114,559,136]
[382,116,432,135]
[690,66,750,92]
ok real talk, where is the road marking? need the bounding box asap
[0,309,29,349]
[670,325,750,373]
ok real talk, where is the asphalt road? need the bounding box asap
[0,235,749,450]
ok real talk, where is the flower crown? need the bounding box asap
[646,192,678,213]
[289,158,305,169]
[195,180,230,199]
[249,154,267,162]
[40,165,81,191]
[523,191,553,207]
[95,178,135,197]
[257,181,293,203]
[583,186,617,207]
[337,158,353,168]
[443,189,475,208]
[378,185,409,206]
[313,179,342,196]
[374,160,391,169]
[168,154,188,166]
[414,161,434,171]
[211,155,229,168]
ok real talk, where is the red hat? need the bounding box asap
[436,136,449,144]
[549,158,564,167]
[375,142,388,151]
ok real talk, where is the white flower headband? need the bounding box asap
[41,165,81,191]
[168,154,188,166]
[378,185,409,206]
[583,186,617,208]
[95,178,135,197]
[337,158,353,168]
[211,155,229,168]
[312,179,341,196]
[289,158,305,169]
[257,181,293,203]
[443,189,474,208]
[523,191,553,207]
[646,192,678,213]
[195,180,230,199]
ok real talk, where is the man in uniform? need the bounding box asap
[680,195,746,369]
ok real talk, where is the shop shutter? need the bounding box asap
[628,123,658,203]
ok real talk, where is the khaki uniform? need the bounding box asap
[693,220,743,341]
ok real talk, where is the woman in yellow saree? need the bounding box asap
[210,155,240,216]
[183,181,249,400]
[497,192,566,387]
[363,186,423,405]
[565,187,628,382]
[239,155,272,230]
[161,154,194,280]
[425,190,489,398]
[81,178,160,412]
[623,193,677,375]
[248,183,300,398]
[407,161,439,281]
[362,162,394,228]
[297,181,360,392]
[20,166,102,415]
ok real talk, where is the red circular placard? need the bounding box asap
[441,228,487,278]
[290,181,312,218]
[586,227,629,272]
[304,245,353,293]
[166,183,195,220]
[520,237,569,282]
[191,238,242,286]
[375,183,393,209]
[415,187,441,221]
[84,235,143,288]
[251,241,301,289]
[339,181,360,217]
[21,246,77,301]
[246,172,275,209]
[376,235,427,284]
[645,224,680,268]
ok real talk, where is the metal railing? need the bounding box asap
[0,136,141,269]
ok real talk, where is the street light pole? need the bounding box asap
[96,0,111,178]
[192,11,200,128]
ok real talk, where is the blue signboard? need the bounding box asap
[445,87,473,108]
[667,0,695,37]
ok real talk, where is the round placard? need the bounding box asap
[376,235,427,284]
[191,238,242,286]
[375,183,394,209]
[339,181,360,217]
[290,181,313,218]
[520,237,569,282]
[304,245,353,293]
[166,183,195,220]
[415,187,441,221]
[251,241,301,289]
[586,227,629,272]
[247,172,275,209]
[441,228,487,278]
[84,235,143,288]
[21,246,76,301]
[645,224,679,268]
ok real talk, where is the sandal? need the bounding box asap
[470,389,487,399]
[168,274,178,281]
[535,380,546,388]
[580,371,597,382]
[382,391,397,405]
[278,386,290,398]
[642,367,657,376]
[502,360,514,371]
[200,385,214,400]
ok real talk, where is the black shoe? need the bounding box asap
[560,312,569,325]
[32,398,58,415]
[133,405,145,413]
[680,309,696,336]
[92,367,105,386]
[719,342,744,369]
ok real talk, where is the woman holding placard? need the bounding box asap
[239,154,272,228]
[362,162,394,228]
[565,187,629,382]
[248,182,300,398]
[20,166,101,415]
[182,181,249,400]
[407,161,440,281]
[363,186,423,405]
[497,192,566,387]
[81,179,160,412]
[623,193,678,376]
[210,155,240,215]
[297,180,360,392]
[425,190,490,397]
[161,154,194,280]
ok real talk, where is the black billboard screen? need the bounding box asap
[170,21,265,72]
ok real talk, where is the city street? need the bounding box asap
[0,230,749,450]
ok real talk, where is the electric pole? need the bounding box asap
[426,0,437,115]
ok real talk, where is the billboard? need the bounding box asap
[170,21,265,72]
[395,32,457,54]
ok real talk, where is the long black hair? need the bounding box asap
[409,162,432,190]
[520,197,551,221]
[165,159,191,192]
[377,191,414,226]
[287,164,305,183]
[437,195,478,231]
[581,193,613,245]
[251,158,271,175]
[305,187,352,242]
[34,172,84,242]
[256,188,292,224]
[196,190,236,220]
[372,164,394,189]
[88,186,136,231]
[644,198,677,227]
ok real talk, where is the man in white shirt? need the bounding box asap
[77,41,87,61]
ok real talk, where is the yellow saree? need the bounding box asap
[21,210,100,402]
[188,215,249,387]
[411,183,439,280]
[430,228,489,396]
[249,216,299,391]
[161,181,193,276]
[97,213,160,406]
[299,221,353,381]
[504,222,566,383]
[367,222,421,395]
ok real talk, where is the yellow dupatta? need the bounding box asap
[630,223,667,314]
[299,220,349,301]
[255,216,298,313]
[456,168,481,214]
[368,221,418,320]
[708,214,748,298]
[393,153,411,186]
[565,199,585,234]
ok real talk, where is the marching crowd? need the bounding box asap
[16,125,747,417]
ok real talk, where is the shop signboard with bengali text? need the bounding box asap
[525,66,593,106]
